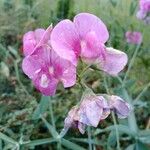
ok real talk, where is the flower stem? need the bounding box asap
[49,96,56,129]
[103,75,121,150]
[123,43,141,85]
[111,112,121,150]
[87,126,92,150]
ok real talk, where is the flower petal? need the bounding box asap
[33,72,58,96]
[22,55,41,79]
[51,20,80,66]
[98,47,128,76]
[110,95,131,119]
[74,13,109,43]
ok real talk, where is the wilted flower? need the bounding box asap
[109,95,131,119]
[63,92,131,134]
[136,0,150,24]
[125,31,143,44]
[22,26,76,95]
[64,92,110,134]
[51,13,128,76]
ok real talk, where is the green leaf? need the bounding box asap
[22,138,56,148]
[138,130,150,144]
[107,131,116,147]
[129,0,137,16]
[61,138,86,150]
[41,116,58,138]
[0,132,17,145]
[125,144,135,150]
[95,124,135,137]
[110,0,117,7]
[71,138,104,146]
[135,141,149,150]
[32,95,49,120]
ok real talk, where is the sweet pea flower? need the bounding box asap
[136,0,150,24]
[125,31,143,44]
[51,13,128,76]
[22,26,76,95]
[64,92,110,134]
[140,0,150,13]
[109,95,131,119]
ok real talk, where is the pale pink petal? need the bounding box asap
[74,13,109,43]
[51,20,80,66]
[85,101,103,127]
[98,47,128,76]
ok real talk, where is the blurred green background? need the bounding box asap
[0,0,150,149]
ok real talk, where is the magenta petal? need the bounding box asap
[74,13,109,43]
[61,61,76,87]
[99,47,128,76]
[34,28,46,42]
[51,19,80,66]
[23,31,36,56]
[33,73,58,96]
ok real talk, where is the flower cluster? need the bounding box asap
[64,91,131,134]
[22,13,128,95]
[125,31,143,44]
[136,0,150,24]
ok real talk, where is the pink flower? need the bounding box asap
[140,0,150,13]
[125,31,143,44]
[51,13,128,76]
[63,92,131,134]
[22,26,76,96]
[109,95,131,119]
[64,92,110,134]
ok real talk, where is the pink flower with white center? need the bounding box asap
[22,26,76,96]
[64,92,110,134]
[51,13,128,76]
[125,31,143,44]
[109,95,131,119]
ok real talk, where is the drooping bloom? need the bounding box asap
[108,95,131,119]
[136,0,150,24]
[51,13,128,76]
[22,26,76,95]
[64,92,110,134]
[125,31,143,44]
[63,92,131,134]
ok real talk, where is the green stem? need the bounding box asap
[111,112,121,150]
[87,126,92,150]
[103,75,121,150]
[134,82,150,102]
[123,43,141,85]
[49,97,56,129]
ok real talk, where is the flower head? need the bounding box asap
[125,31,142,44]
[51,13,128,76]
[64,91,110,134]
[22,26,76,95]
[136,0,150,24]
